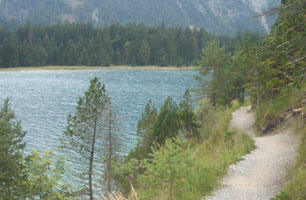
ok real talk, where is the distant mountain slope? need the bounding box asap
[0,0,280,35]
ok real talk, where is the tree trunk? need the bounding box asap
[211,67,217,106]
[257,69,262,119]
[89,116,97,200]
[169,177,173,200]
[6,185,11,199]
[107,105,112,193]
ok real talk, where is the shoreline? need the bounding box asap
[0,65,198,71]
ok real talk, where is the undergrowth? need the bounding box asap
[255,91,301,132]
[135,100,255,199]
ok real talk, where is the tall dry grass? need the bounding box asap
[102,185,138,200]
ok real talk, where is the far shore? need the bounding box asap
[0,65,199,71]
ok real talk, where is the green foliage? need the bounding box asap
[113,94,255,199]
[247,0,306,132]
[113,94,200,194]
[256,92,300,129]
[20,150,73,199]
[196,40,252,106]
[0,99,72,199]
[134,100,158,157]
[62,77,110,198]
[113,158,143,195]
[133,105,255,199]
[153,97,181,145]
[178,90,199,139]
[195,99,216,139]
[0,22,262,68]
[244,1,306,198]
[138,138,202,200]
[0,98,26,199]
[196,40,229,105]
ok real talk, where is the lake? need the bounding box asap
[0,69,198,155]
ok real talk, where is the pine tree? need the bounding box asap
[179,90,199,138]
[139,40,150,66]
[153,97,180,145]
[0,98,26,199]
[196,40,230,105]
[62,77,110,199]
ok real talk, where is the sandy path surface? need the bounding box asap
[207,106,299,200]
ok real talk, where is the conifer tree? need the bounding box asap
[196,40,229,105]
[0,98,26,199]
[139,40,150,66]
[62,77,111,199]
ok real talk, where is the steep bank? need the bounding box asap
[207,106,300,200]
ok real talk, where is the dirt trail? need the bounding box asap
[207,106,299,200]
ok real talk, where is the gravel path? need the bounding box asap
[206,106,299,200]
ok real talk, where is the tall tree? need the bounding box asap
[103,99,121,194]
[195,40,229,105]
[178,90,199,138]
[62,77,110,199]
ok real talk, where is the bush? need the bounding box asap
[134,104,255,199]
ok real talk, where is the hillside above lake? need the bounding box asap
[0,0,280,35]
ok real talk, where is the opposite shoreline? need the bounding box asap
[0,65,198,71]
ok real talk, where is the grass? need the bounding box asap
[0,65,199,71]
[195,106,255,198]
[103,101,255,200]
[134,102,255,199]
[255,91,300,132]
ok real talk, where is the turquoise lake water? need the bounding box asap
[0,69,198,155]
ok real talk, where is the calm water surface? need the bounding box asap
[0,69,198,155]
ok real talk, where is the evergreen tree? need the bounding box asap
[0,22,262,67]
[62,77,110,199]
[159,47,167,67]
[179,90,199,138]
[196,40,230,105]
[153,97,180,145]
[139,40,150,66]
[0,98,26,199]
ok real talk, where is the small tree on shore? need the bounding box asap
[63,77,114,199]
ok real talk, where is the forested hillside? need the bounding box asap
[0,0,280,35]
[0,0,304,199]
[0,23,262,68]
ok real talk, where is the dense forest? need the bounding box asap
[0,22,262,67]
[0,0,305,199]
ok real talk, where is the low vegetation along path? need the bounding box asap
[207,106,299,200]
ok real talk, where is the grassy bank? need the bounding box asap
[0,65,199,71]
[114,101,255,200]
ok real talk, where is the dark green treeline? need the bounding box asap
[0,22,262,67]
